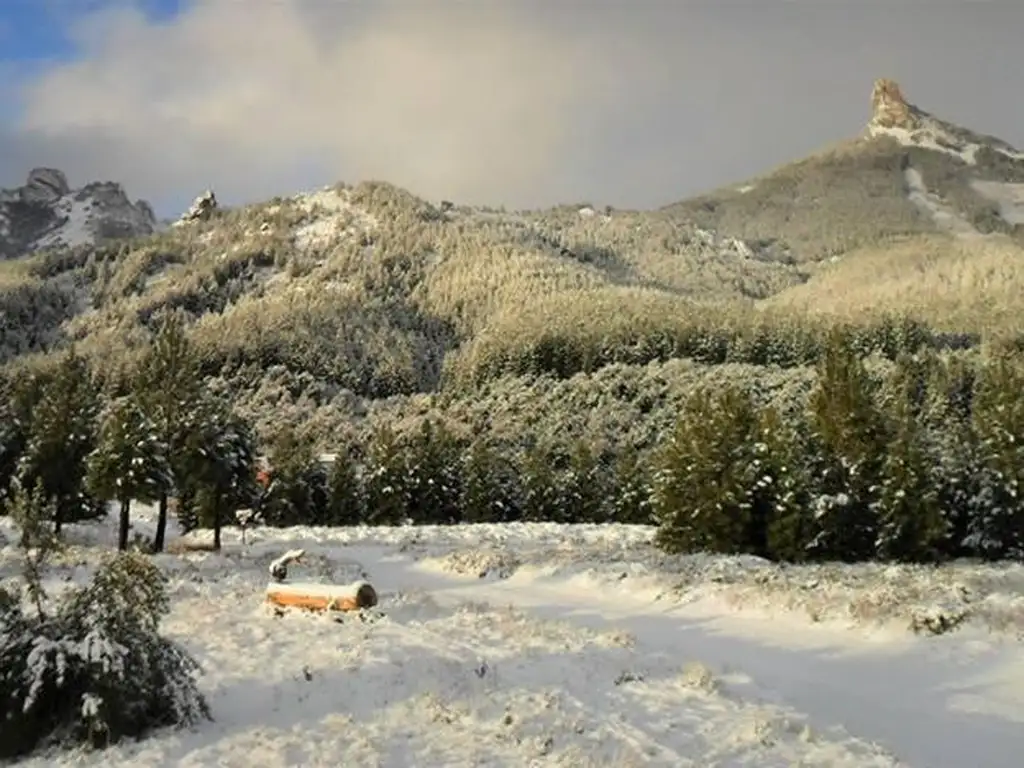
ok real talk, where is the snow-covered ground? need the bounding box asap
[2,508,1022,767]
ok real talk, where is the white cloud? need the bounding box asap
[10,0,634,211]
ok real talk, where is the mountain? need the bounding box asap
[2,78,1024,452]
[0,168,157,260]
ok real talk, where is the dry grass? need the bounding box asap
[762,233,1024,336]
[662,136,936,262]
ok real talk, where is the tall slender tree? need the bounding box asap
[86,396,170,551]
[179,398,257,551]
[134,310,205,551]
[16,349,100,533]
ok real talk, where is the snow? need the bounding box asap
[2,508,1023,767]
[971,180,1024,225]
[903,167,981,237]
[292,187,378,250]
[34,196,95,250]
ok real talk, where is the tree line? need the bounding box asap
[1,313,1022,564]
[0,311,256,552]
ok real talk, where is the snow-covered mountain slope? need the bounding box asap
[0,168,156,259]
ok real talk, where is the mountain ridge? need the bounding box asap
[0,168,157,260]
[2,78,1024,450]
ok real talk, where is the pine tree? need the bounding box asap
[403,419,463,525]
[653,386,760,555]
[759,405,815,562]
[16,349,101,533]
[325,447,365,525]
[873,365,947,562]
[460,436,519,523]
[806,330,887,561]
[86,396,170,551]
[0,373,43,515]
[561,440,608,523]
[260,426,329,527]
[362,424,409,525]
[179,398,258,550]
[519,442,562,523]
[607,445,654,525]
[968,353,1024,559]
[134,310,205,552]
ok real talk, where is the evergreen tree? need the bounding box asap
[968,353,1024,559]
[86,396,170,551]
[260,426,329,527]
[0,372,44,515]
[17,349,101,532]
[606,445,654,525]
[806,330,887,561]
[134,310,205,552]
[561,440,608,523]
[653,386,760,555]
[759,405,815,562]
[460,436,519,523]
[519,442,562,523]
[362,424,408,525]
[873,366,947,562]
[325,447,365,525]
[404,419,462,524]
[179,398,258,550]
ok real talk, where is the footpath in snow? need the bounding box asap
[403,553,1024,768]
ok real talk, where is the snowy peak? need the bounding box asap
[866,77,1024,165]
[0,168,157,259]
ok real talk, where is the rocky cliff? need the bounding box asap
[0,168,156,259]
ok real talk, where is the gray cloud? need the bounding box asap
[2,1,1023,217]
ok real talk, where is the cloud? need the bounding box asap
[5,0,641,212]
[2,1,1023,217]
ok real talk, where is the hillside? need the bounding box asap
[2,77,1024,454]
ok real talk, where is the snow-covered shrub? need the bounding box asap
[0,552,210,760]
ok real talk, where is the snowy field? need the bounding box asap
[2,508,1023,768]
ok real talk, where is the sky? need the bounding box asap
[1,0,1023,218]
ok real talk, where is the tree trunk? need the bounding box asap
[154,492,169,552]
[117,496,132,551]
[213,497,222,551]
[53,496,63,537]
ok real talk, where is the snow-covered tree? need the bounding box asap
[179,398,258,550]
[560,440,608,523]
[259,426,329,527]
[653,386,760,555]
[967,354,1024,559]
[326,447,365,525]
[873,366,947,562]
[362,425,409,526]
[86,396,170,551]
[403,419,462,525]
[460,436,519,523]
[606,445,654,525]
[0,372,45,515]
[16,348,102,532]
[806,330,886,561]
[0,552,209,759]
[519,442,562,523]
[134,309,206,552]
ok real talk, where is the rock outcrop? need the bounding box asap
[0,168,156,259]
[175,189,218,225]
[869,78,919,131]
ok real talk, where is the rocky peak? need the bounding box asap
[174,189,219,225]
[869,78,919,131]
[0,168,156,259]
[22,168,70,205]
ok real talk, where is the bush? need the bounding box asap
[0,550,209,759]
